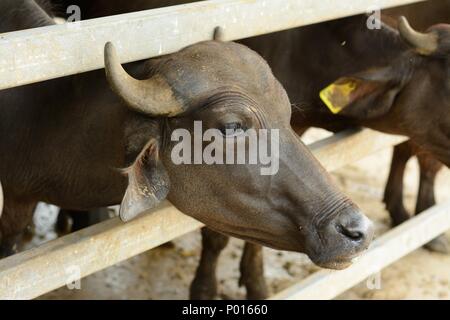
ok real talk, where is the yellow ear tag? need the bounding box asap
[320,80,357,114]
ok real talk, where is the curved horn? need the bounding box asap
[398,16,438,55]
[104,42,184,117]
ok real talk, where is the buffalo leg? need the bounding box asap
[56,209,94,235]
[415,154,448,253]
[190,228,229,299]
[190,228,268,300]
[0,200,36,258]
[239,242,268,299]
[56,208,111,235]
[383,142,413,226]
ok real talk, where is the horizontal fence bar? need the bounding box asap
[271,200,450,300]
[0,203,202,300]
[0,129,406,299]
[0,0,424,90]
[309,128,407,172]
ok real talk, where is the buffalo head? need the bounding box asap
[104,39,373,269]
[320,17,450,167]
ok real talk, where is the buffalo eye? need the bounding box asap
[220,122,246,136]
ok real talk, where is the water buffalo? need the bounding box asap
[0,0,374,281]
[319,19,450,166]
[249,7,449,254]
[48,0,449,299]
[302,14,449,251]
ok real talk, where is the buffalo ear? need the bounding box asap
[320,67,404,120]
[119,140,170,222]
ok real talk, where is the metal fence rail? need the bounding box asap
[0,0,424,90]
[0,129,407,299]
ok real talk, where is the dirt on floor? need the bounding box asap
[29,129,450,300]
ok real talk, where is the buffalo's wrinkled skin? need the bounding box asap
[0,1,374,274]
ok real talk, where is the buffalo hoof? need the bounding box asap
[189,276,218,300]
[423,234,450,254]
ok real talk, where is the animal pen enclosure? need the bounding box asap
[0,0,449,300]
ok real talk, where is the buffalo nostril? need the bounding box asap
[337,224,364,241]
[335,210,373,242]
